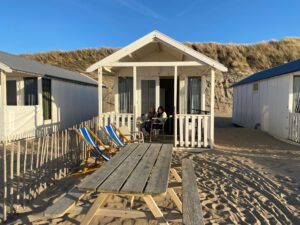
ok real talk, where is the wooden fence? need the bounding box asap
[175,114,210,148]
[289,113,300,143]
[0,117,98,223]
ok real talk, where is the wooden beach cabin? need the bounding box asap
[0,51,99,141]
[87,31,228,149]
[232,59,300,144]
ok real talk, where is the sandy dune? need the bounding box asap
[7,126,300,225]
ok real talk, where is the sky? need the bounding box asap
[1,0,300,54]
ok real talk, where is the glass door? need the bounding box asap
[141,80,156,116]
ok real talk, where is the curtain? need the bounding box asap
[24,78,38,105]
[187,77,202,114]
[42,78,52,120]
[118,77,133,113]
[294,77,300,113]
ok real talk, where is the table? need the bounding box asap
[78,143,182,225]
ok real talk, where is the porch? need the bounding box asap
[87,31,228,149]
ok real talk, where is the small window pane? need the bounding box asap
[42,78,52,120]
[253,83,259,91]
[187,77,202,114]
[6,80,17,105]
[293,76,300,113]
[24,78,38,105]
[118,77,133,113]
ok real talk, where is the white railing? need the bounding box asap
[98,113,134,131]
[289,113,300,143]
[175,114,210,148]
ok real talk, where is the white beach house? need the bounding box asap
[232,59,300,143]
[0,51,99,140]
[87,30,228,149]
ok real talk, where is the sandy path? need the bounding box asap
[7,125,300,225]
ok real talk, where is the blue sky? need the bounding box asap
[1,0,299,54]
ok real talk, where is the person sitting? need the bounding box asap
[151,106,167,132]
[141,106,156,136]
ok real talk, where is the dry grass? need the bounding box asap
[21,37,300,112]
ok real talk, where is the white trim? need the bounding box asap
[1,70,7,106]
[210,69,215,148]
[87,30,228,73]
[0,63,13,73]
[103,61,203,67]
[98,67,103,114]
[174,66,178,146]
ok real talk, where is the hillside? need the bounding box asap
[21,37,300,112]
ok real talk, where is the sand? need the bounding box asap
[6,123,300,225]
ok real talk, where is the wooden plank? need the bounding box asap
[143,195,169,225]
[78,143,139,191]
[145,144,173,195]
[197,116,202,148]
[121,144,162,194]
[3,143,7,222]
[80,193,109,225]
[182,159,204,225]
[185,115,189,147]
[191,116,195,147]
[98,143,150,192]
[44,187,86,218]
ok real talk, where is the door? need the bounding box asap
[138,77,159,117]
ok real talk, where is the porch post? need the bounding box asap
[210,68,215,148]
[0,70,7,106]
[133,66,137,131]
[174,66,178,147]
[201,76,206,111]
[98,67,103,115]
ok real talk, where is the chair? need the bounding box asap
[150,117,167,142]
[75,127,111,174]
[103,124,144,147]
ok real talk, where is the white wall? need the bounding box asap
[233,74,291,139]
[0,75,98,141]
[51,79,98,130]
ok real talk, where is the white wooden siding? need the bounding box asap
[233,74,291,139]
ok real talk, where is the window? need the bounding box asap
[253,82,259,91]
[141,80,156,115]
[187,77,202,114]
[6,80,17,105]
[118,77,133,113]
[42,78,52,120]
[293,76,300,113]
[24,78,38,105]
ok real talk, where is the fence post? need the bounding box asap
[3,142,7,222]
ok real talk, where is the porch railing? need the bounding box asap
[289,113,300,143]
[98,113,134,131]
[175,114,210,148]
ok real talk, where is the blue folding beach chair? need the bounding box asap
[77,127,110,162]
[103,124,127,148]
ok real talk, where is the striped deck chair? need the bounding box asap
[103,124,144,147]
[103,124,127,148]
[77,127,110,162]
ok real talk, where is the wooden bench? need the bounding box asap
[182,159,204,225]
[44,187,86,218]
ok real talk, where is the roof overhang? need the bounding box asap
[0,62,12,73]
[87,30,228,73]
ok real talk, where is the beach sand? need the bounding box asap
[8,123,300,224]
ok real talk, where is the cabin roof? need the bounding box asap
[233,58,300,87]
[0,51,97,86]
[87,30,228,73]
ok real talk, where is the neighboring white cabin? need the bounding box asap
[0,51,99,141]
[233,60,300,143]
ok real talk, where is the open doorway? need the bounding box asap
[159,77,179,135]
